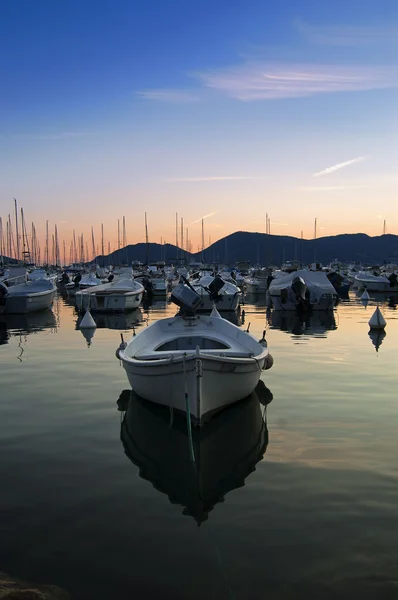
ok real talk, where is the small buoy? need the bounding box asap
[80,308,97,329]
[368,306,386,330]
[361,290,370,301]
[210,306,222,319]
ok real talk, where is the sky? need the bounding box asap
[0,0,397,259]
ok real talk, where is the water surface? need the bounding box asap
[1,292,398,599]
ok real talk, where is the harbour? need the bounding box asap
[1,289,398,598]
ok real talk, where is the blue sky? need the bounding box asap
[1,0,397,253]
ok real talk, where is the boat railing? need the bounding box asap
[1,274,28,286]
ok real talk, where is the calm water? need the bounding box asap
[1,291,398,599]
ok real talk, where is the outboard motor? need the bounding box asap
[206,275,225,303]
[171,281,202,315]
[0,282,9,306]
[388,272,397,288]
[108,273,114,282]
[291,276,310,311]
[73,273,82,287]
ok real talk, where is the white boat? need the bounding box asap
[0,279,56,314]
[268,270,337,311]
[28,268,51,281]
[353,272,398,292]
[65,271,102,296]
[190,275,242,311]
[136,268,168,295]
[75,277,144,312]
[116,285,272,425]
[244,268,271,293]
[119,382,271,524]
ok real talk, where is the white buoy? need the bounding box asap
[79,308,97,329]
[368,306,386,330]
[210,306,222,319]
[361,290,370,301]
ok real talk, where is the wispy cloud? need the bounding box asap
[294,19,398,47]
[312,157,366,178]
[10,131,96,141]
[195,62,398,100]
[191,211,218,224]
[166,175,264,183]
[302,184,370,191]
[136,89,199,103]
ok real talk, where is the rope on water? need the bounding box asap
[207,526,235,600]
[183,353,195,463]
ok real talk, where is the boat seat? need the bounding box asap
[134,350,255,360]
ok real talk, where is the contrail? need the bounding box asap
[313,156,365,177]
[191,211,218,225]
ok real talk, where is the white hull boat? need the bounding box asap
[75,278,144,313]
[191,275,242,311]
[268,270,337,311]
[65,272,101,296]
[116,288,272,425]
[353,272,398,293]
[0,279,56,314]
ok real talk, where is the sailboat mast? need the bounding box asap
[181,217,184,262]
[145,212,149,264]
[14,198,20,261]
[0,218,3,265]
[201,218,204,263]
[91,226,96,263]
[46,220,49,265]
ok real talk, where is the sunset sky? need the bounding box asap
[0,0,397,258]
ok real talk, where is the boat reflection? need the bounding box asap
[119,380,272,525]
[244,292,269,308]
[269,310,337,337]
[0,309,57,345]
[76,308,143,331]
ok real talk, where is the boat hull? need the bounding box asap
[0,288,56,314]
[76,291,143,312]
[270,294,335,311]
[119,351,266,426]
[195,292,241,312]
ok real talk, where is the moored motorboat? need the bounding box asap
[116,283,273,425]
[190,274,242,311]
[268,270,337,311]
[75,278,144,312]
[0,279,56,314]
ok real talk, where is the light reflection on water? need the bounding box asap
[0,292,398,599]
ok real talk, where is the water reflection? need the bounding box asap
[119,381,272,525]
[76,308,143,331]
[269,310,337,337]
[0,309,57,345]
[368,329,387,353]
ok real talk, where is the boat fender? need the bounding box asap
[115,341,127,360]
[0,282,8,305]
[263,353,274,370]
[259,330,267,346]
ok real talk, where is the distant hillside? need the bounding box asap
[192,231,398,266]
[95,242,192,266]
[94,232,398,267]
